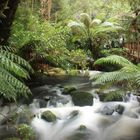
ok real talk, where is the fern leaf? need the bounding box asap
[0,52,30,79]
[94,55,134,67]
[80,13,91,27]
[0,74,17,100]
[0,47,33,100]
[0,50,34,73]
[104,91,123,102]
[0,67,31,96]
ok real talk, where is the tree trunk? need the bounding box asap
[0,0,20,45]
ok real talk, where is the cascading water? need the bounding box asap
[30,83,140,140]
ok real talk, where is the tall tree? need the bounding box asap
[0,0,20,45]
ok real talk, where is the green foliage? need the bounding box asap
[51,0,130,22]
[103,91,123,102]
[9,7,88,70]
[68,13,123,60]
[94,55,133,67]
[101,48,125,57]
[5,124,36,140]
[0,47,33,100]
[92,55,140,90]
[17,124,35,140]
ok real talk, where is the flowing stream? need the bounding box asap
[30,77,140,140]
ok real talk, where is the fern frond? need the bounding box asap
[0,74,17,100]
[92,55,140,90]
[92,70,137,85]
[94,55,134,67]
[90,19,102,27]
[104,91,123,102]
[0,47,33,100]
[0,51,32,79]
[0,50,34,73]
[0,45,15,52]
[135,73,140,86]
[93,71,121,84]
[80,13,91,27]
[121,65,139,73]
[68,21,87,36]
[0,67,31,96]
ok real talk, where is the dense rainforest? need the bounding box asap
[0,0,140,140]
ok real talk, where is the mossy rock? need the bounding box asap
[65,125,94,140]
[70,91,93,106]
[78,125,87,131]
[41,110,57,122]
[62,86,77,95]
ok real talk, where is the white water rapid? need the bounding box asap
[30,85,140,140]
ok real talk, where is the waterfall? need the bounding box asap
[30,84,140,140]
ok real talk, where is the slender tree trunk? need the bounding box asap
[47,0,52,20]
[0,0,20,45]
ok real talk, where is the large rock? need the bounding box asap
[100,106,114,115]
[115,105,125,115]
[62,86,77,95]
[70,91,93,106]
[41,111,57,122]
[65,125,96,140]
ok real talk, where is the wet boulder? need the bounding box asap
[41,110,57,122]
[70,91,93,106]
[115,104,125,115]
[78,125,87,131]
[62,86,77,95]
[32,99,47,108]
[68,110,79,119]
[65,125,96,140]
[100,106,114,115]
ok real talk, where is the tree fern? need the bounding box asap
[92,55,140,90]
[0,48,34,100]
[68,13,123,60]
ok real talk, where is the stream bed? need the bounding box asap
[30,75,140,140]
[0,74,140,140]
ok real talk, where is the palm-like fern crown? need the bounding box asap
[91,55,140,90]
[68,13,122,39]
[0,46,34,100]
